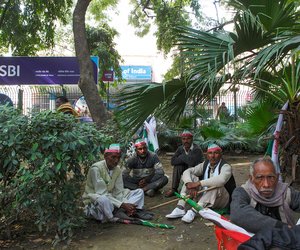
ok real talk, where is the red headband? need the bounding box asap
[104,144,121,154]
[134,141,147,147]
[104,149,121,153]
[207,146,222,152]
[180,132,193,137]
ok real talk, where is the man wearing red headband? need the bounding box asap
[165,130,204,197]
[166,143,236,223]
[82,144,152,222]
[123,139,168,197]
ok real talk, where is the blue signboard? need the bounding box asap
[0,56,99,85]
[121,66,152,80]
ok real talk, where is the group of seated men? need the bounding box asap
[82,130,300,244]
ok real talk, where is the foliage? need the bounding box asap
[88,0,119,21]
[177,116,194,129]
[0,0,73,55]
[128,0,202,53]
[239,101,278,136]
[86,23,123,84]
[98,114,132,151]
[115,0,300,134]
[195,119,266,153]
[114,74,227,133]
[176,0,300,98]
[155,122,181,152]
[0,106,109,244]
[114,79,188,132]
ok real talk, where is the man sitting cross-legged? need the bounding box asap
[166,144,236,223]
[123,139,168,197]
[82,144,152,222]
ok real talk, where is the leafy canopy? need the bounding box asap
[128,0,202,53]
[0,0,73,55]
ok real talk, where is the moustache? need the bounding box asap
[259,188,273,192]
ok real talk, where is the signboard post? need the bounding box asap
[101,70,114,110]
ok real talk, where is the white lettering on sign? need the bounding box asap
[131,68,146,74]
[0,65,20,77]
[122,68,148,75]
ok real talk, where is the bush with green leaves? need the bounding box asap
[195,119,267,153]
[0,106,109,245]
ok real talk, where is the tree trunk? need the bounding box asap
[73,0,108,127]
[279,101,300,184]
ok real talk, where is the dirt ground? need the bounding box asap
[1,153,261,250]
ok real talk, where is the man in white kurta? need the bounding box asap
[82,144,144,222]
[166,144,236,223]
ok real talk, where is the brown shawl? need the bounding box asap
[242,180,295,226]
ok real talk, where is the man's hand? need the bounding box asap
[120,203,137,216]
[186,182,201,198]
[186,182,201,189]
[138,178,147,188]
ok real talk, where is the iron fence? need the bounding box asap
[0,85,83,115]
[0,85,253,117]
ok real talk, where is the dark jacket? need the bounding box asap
[171,143,204,168]
[238,225,300,250]
[230,186,300,234]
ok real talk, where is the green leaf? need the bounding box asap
[32,143,39,151]
[78,140,86,145]
[56,162,62,172]
[56,152,62,160]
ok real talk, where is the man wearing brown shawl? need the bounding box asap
[230,157,300,234]
[55,96,78,117]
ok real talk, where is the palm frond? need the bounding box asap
[227,0,299,31]
[250,35,300,77]
[175,26,234,88]
[243,101,278,135]
[113,79,187,131]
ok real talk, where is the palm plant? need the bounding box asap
[114,0,300,180]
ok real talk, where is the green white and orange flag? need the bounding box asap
[143,116,159,153]
[174,192,253,249]
[271,101,289,175]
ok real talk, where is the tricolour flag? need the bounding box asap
[143,116,159,153]
[271,101,289,175]
[174,192,253,249]
[199,208,253,250]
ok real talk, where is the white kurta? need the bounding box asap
[82,160,144,222]
[178,160,232,209]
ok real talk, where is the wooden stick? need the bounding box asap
[148,186,218,210]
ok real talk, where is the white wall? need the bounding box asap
[109,1,233,83]
[109,1,172,83]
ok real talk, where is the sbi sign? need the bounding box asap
[0,65,20,77]
[0,57,98,85]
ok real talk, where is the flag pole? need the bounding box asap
[148,186,217,210]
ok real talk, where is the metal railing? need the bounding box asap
[0,85,83,115]
[0,85,253,117]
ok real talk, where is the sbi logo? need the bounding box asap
[0,65,20,77]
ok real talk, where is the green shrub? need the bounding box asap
[0,106,109,245]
